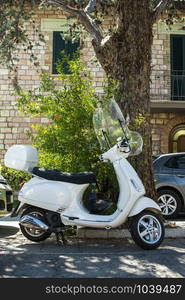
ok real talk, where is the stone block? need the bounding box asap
[156,119,164,124]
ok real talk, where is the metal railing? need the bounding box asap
[150,70,185,101]
[171,71,185,101]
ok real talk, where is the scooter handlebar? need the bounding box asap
[91,157,101,163]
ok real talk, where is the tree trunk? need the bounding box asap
[92,0,156,199]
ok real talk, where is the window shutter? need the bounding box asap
[171,35,185,100]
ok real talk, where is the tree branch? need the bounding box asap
[45,0,104,44]
[84,0,97,13]
[46,0,81,17]
[152,0,172,23]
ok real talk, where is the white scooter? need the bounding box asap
[4,100,164,250]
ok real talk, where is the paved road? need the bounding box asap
[0,223,185,278]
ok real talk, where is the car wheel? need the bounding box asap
[157,189,182,219]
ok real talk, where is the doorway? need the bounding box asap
[169,125,185,152]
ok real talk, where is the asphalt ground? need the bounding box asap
[0,215,185,278]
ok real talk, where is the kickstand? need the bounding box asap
[55,231,67,246]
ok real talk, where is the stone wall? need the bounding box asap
[150,23,171,101]
[0,9,185,160]
[151,113,185,155]
[150,17,185,155]
[0,8,104,161]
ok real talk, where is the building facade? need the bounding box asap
[151,18,185,154]
[0,7,185,160]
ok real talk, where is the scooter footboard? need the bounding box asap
[128,196,161,217]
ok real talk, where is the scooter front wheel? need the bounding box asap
[20,207,51,242]
[129,210,165,250]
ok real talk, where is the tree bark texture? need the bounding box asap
[92,0,156,199]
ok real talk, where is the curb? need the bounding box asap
[77,221,185,239]
[1,218,185,239]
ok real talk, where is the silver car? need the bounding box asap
[153,153,185,218]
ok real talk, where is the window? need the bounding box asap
[165,155,185,169]
[52,31,80,74]
[165,157,177,168]
[174,156,185,169]
[171,35,185,101]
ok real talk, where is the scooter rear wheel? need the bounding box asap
[20,207,51,242]
[129,210,165,250]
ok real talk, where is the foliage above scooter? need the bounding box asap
[93,100,143,156]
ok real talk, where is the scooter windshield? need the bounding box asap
[93,100,126,150]
[93,100,143,156]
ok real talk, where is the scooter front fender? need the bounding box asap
[128,196,161,217]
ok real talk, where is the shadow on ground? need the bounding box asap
[0,224,185,278]
[0,226,19,238]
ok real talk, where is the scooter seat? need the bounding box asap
[32,167,96,184]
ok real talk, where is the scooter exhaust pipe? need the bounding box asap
[19,215,49,231]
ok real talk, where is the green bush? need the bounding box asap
[17,54,98,170]
[16,54,119,201]
[0,164,31,191]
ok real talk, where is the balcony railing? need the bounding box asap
[150,70,185,101]
[171,71,185,101]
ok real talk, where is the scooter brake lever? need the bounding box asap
[91,157,101,163]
